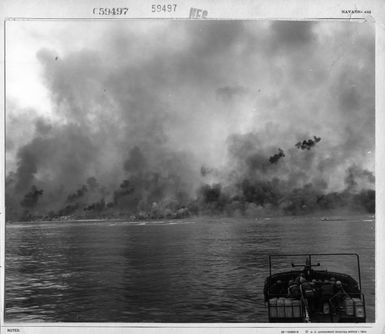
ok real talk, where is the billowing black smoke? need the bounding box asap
[67,185,88,203]
[344,164,375,192]
[269,149,285,164]
[5,21,375,221]
[295,136,321,150]
[5,135,375,221]
[20,185,43,209]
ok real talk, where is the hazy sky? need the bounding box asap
[5,20,375,199]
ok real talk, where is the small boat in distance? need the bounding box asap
[264,253,366,323]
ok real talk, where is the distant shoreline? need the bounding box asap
[6,212,375,225]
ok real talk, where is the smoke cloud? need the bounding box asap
[5,20,375,220]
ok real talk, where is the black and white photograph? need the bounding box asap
[1,2,383,330]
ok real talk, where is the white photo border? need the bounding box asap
[1,0,384,333]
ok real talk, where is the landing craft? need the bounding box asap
[264,253,366,323]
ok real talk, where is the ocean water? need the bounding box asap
[4,215,375,322]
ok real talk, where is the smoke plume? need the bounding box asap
[5,21,375,220]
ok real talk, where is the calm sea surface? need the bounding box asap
[5,215,375,322]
